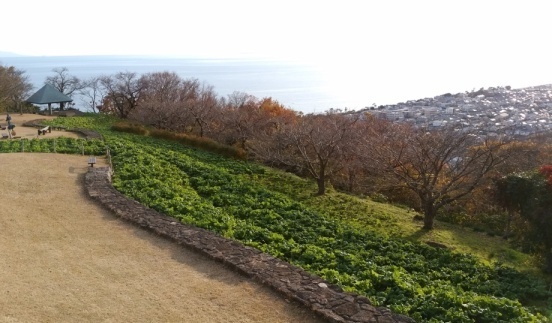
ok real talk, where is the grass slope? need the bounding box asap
[254,168,538,272]
[42,114,552,322]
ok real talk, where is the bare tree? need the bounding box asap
[259,111,360,195]
[79,76,106,113]
[100,72,144,119]
[45,67,85,110]
[186,82,219,137]
[130,73,220,136]
[216,91,260,148]
[361,123,507,229]
[176,78,203,134]
[133,71,184,129]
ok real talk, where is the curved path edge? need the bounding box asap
[22,119,103,140]
[85,167,415,323]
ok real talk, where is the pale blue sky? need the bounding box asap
[3,0,552,106]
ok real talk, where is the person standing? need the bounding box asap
[6,114,14,138]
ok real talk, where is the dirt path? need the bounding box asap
[0,153,321,323]
[1,113,83,140]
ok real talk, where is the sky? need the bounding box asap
[2,0,552,107]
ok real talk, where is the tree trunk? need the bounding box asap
[503,209,514,238]
[196,118,204,137]
[347,169,355,192]
[316,163,327,195]
[422,202,437,230]
[316,177,326,195]
[546,251,552,274]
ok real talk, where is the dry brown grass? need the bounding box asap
[0,153,321,323]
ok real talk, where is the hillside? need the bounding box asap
[256,172,538,271]
[362,85,552,138]
[29,114,550,322]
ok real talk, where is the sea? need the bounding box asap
[0,55,374,114]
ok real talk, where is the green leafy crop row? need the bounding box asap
[0,137,106,155]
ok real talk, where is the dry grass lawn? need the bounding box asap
[1,113,83,140]
[0,153,321,323]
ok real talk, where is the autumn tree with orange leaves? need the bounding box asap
[215,93,297,149]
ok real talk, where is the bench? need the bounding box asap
[88,157,97,167]
[38,126,50,135]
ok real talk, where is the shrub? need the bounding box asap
[145,128,246,160]
[112,122,149,135]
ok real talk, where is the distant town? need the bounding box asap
[359,85,552,138]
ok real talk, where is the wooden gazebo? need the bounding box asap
[26,84,73,115]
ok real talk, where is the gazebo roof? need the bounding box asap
[26,84,73,104]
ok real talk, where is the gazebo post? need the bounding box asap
[48,103,52,115]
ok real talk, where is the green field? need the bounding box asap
[23,114,551,322]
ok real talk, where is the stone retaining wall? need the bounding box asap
[85,167,415,323]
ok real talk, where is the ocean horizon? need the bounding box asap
[4,55,547,114]
[0,55,376,114]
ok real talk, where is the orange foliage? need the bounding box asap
[258,97,297,121]
[539,165,552,185]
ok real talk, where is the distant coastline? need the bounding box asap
[0,51,24,57]
[3,54,550,114]
[0,55,365,113]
